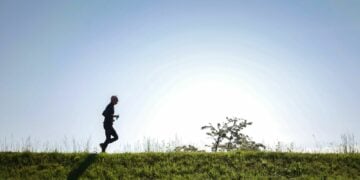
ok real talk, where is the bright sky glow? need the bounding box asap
[0,0,359,152]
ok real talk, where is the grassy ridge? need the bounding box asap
[0,151,359,179]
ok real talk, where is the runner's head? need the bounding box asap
[111,95,118,105]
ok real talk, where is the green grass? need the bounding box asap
[0,151,359,179]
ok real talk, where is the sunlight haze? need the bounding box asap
[1,0,359,152]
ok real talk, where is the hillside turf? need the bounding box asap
[0,151,359,179]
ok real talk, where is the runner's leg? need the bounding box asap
[108,126,118,143]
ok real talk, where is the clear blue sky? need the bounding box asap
[1,0,359,151]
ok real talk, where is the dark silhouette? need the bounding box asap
[67,153,97,180]
[100,95,119,153]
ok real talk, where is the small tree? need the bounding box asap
[201,117,265,152]
[201,122,228,152]
[174,145,203,152]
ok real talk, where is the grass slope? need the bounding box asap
[0,151,359,179]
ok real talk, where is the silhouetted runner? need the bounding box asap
[100,96,119,153]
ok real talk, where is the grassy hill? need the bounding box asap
[0,151,359,179]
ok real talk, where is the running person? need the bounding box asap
[100,95,119,153]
